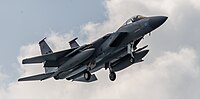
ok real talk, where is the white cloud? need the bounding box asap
[17,32,75,75]
[0,66,8,87]
[1,0,200,99]
[82,0,200,58]
[84,48,199,99]
[5,46,200,99]
[45,32,74,51]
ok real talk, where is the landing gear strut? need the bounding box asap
[84,62,94,81]
[106,62,116,81]
[127,41,135,63]
[84,71,91,81]
[130,58,135,63]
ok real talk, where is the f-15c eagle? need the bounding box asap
[18,15,168,82]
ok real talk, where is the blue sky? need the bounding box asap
[0,0,106,66]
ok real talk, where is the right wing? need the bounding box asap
[18,72,54,81]
[22,48,75,64]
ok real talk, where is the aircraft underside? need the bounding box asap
[18,15,167,82]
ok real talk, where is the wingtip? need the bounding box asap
[18,78,22,82]
[22,60,25,64]
[22,59,28,64]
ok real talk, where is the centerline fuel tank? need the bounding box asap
[112,50,149,72]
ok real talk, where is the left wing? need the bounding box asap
[22,48,75,64]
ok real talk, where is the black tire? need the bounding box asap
[109,72,116,81]
[54,76,59,80]
[84,71,91,81]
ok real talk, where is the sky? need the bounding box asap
[0,0,200,99]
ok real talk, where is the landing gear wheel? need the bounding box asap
[109,72,116,81]
[54,76,59,80]
[84,71,91,81]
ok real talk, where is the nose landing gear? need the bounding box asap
[127,42,136,63]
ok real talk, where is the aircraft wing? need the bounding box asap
[22,48,75,64]
[18,72,54,81]
[72,74,97,82]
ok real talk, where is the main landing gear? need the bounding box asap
[84,61,95,81]
[109,71,116,81]
[105,62,116,81]
[84,71,91,81]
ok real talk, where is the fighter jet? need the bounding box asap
[18,15,168,82]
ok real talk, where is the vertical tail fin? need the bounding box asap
[39,38,56,73]
[39,37,53,55]
[69,37,79,48]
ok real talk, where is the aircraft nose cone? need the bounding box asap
[149,16,168,30]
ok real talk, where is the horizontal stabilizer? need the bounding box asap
[22,48,75,64]
[18,72,54,81]
[73,74,97,82]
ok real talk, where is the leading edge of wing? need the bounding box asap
[18,72,54,81]
[22,48,75,64]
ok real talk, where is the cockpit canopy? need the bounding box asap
[123,15,145,26]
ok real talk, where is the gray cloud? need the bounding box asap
[1,0,200,99]
[5,47,200,99]
[90,48,200,99]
